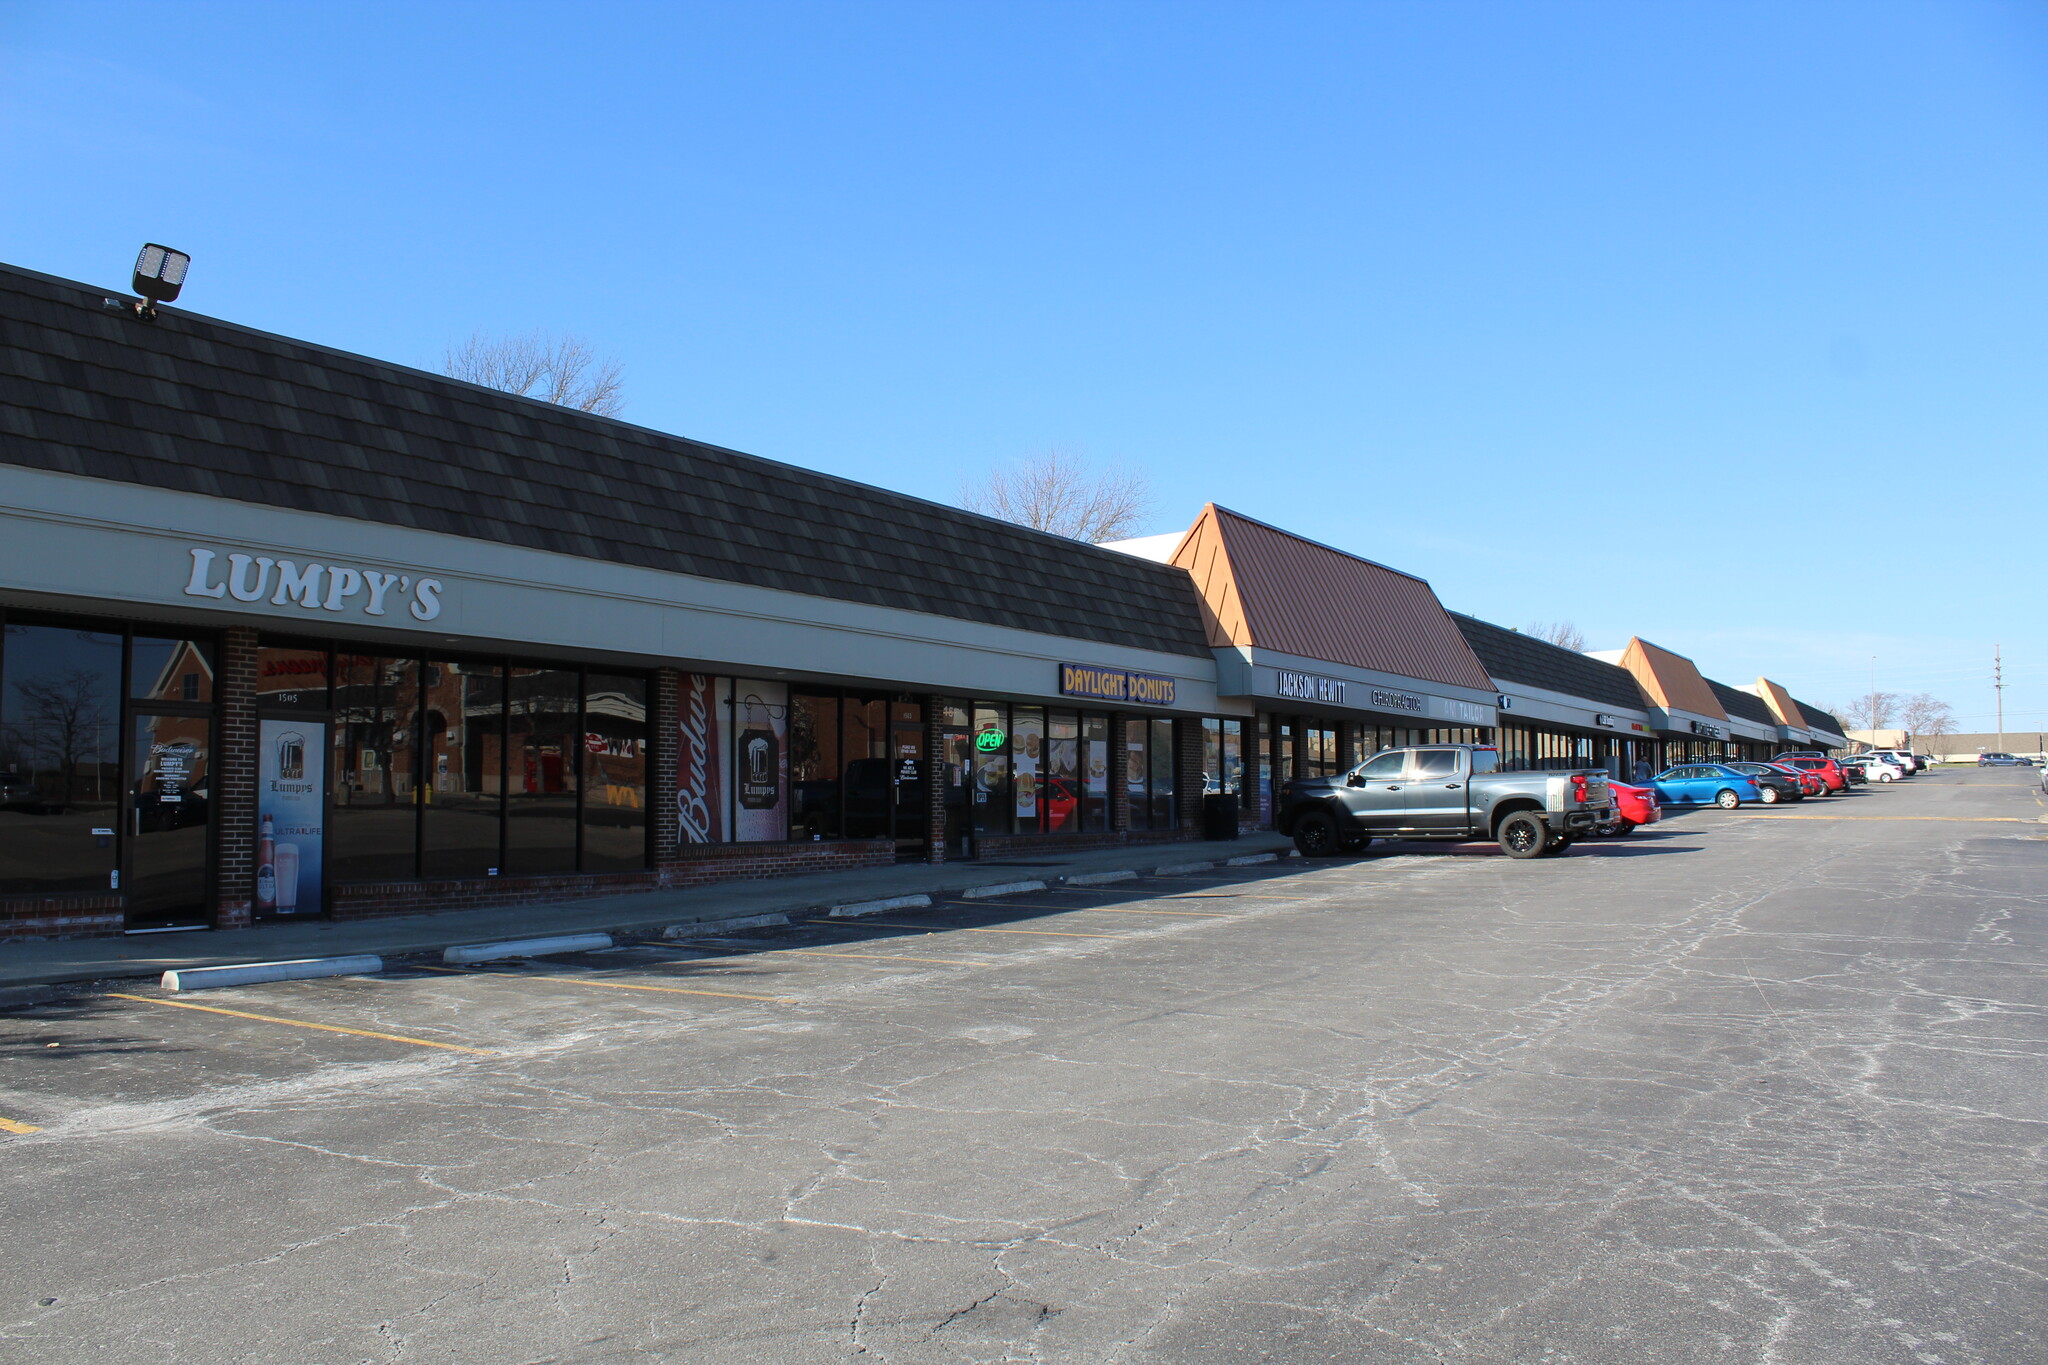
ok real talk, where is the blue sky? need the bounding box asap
[5,2,2044,734]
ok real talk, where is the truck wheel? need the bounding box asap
[1759,786,1780,804]
[1497,811,1547,859]
[1715,788,1742,809]
[1292,810,1340,857]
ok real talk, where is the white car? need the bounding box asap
[1857,756,1909,782]
[1864,749,1919,776]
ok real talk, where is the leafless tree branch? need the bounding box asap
[442,330,625,416]
[1524,620,1587,652]
[958,449,1155,544]
[1897,692,1954,739]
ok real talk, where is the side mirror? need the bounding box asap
[1346,773,1365,787]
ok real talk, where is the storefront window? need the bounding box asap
[0,621,124,894]
[1150,718,1175,829]
[1203,717,1245,801]
[506,665,578,876]
[131,636,215,706]
[1124,717,1150,829]
[1046,711,1079,833]
[256,642,331,711]
[939,702,972,854]
[331,655,420,883]
[971,703,1009,835]
[584,672,648,871]
[790,691,841,840]
[842,697,889,839]
[1011,706,1045,831]
[1082,713,1109,831]
[421,661,503,879]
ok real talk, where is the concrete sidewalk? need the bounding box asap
[0,833,1294,993]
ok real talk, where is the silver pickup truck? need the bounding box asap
[1277,743,1613,859]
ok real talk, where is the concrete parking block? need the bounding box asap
[1152,860,1217,875]
[160,956,384,993]
[1225,853,1278,866]
[826,895,934,918]
[960,880,1048,899]
[1068,869,1139,886]
[443,933,613,965]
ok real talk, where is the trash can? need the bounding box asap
[1202,792,1240,841]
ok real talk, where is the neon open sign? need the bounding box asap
[975,730,1007,752]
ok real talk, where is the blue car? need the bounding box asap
[1650,763,1762,809]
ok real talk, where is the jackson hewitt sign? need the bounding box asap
[182,547,448,622]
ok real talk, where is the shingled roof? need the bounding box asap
[0,263,1211,657]
[1450,614,1643,711]
[1796,701,1847,737]
[1708,679,1778,728]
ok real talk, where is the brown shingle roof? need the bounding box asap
[1618,639,1727,719]
[1168,505,1495,692]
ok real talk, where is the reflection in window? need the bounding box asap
[131,636,215,704]
[0,623,123,894]
[1150,718,1175,830]
[1012,706,1045,831]
[583,672,647,871]
[1046,710,1079,833]
[256,643,331,711]
[1124,718,1150,830]
[1082,714,1109,831]
[789,692,841,840]
[972,704,1008,835]
[506,666,578,876]
[331,655,419,883]
[423,661,504,879]
[842,697,888,839]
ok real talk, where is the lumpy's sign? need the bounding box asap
[183,547,446,622]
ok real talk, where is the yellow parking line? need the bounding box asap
[107,993,495,1054]
[0,1116,42,1135]
[421,965,792,1003]
[808,919,1127,940]
[1733,814,2027,822]
[790,950,994,968]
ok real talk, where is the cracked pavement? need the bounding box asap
[2,769,2043,1363]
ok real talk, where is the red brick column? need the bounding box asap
[924,696,946,864]
[213,626,259,929]
[651,668,681,875]
[1109,713,1132,832]
[1175,717,1205,832]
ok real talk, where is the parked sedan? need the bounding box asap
[1597,779,1663,835]
[1723,761,1806,804]
[1773,755,1848,791]
[1848,755,1909,783]
[1766,762,1826,797]
[1650,764,1762,809]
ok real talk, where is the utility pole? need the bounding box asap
[1994,644,2004,752]
[1870,654,1877,747]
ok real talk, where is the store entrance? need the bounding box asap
[125,712,213,932]
[889,701,928,861]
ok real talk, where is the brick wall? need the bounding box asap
[1109,712,1133,832]
[651,668,681,861]
[1175,717,1204,831]
[213,626,259,930]
[1,894,126,942]
[923,696,946,863]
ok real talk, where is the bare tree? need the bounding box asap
[1897,693,1954,741]
[12,669,112,804]
[1524,621,1587,652]
[1841,690,1902,733]
[959,449,1154,544]
[443,330,624,416]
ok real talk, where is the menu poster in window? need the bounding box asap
[731,680,788,841]
[257,718,326,917]
[677,673,729,844]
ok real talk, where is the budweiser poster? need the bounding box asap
[676,674,728,843]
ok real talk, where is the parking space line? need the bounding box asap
[806,919,1127,940]
[420,965,794,1003]
[933,899,1236,918]
[106,993,496,1054]
[1732,814,2026,822]
[0,1116,42,1135]
[790,950,995,967]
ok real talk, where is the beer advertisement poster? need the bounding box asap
[731,680,788,841]
[257,718,325,917]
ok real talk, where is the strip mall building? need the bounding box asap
[0,263,1847,940]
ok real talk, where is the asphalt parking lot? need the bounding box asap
[3,768,2044,1364]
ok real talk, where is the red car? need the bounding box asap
[1765,762,1824,798]
[1598,779,1662,836]
[1772,754,1846,792]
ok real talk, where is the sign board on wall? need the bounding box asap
[1060,663,1177,706]
[256,718,325,917]
[731,681,788,840]
[184,546,446,623]
[676,673,728,844]
[1277,671,1347,705]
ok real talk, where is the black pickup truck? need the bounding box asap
[1277,743,1613,859]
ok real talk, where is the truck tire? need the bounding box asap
[1497,811,1547,859]
[1292,809,1340,857]
[1715,788,1741,809]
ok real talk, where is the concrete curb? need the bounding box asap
[444,933,613,965]
[1067,869,1138,886]
[1152,860,1217,876]
[665,913,791,936]
[160,955,384,992]
[1225,852,1279,866]
[826,895,933,919]
[960,880,1048,899]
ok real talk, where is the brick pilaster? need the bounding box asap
[1109,712,1132,832]
[924,696,946,864]
[651,668,681,873]
[1175,717,1205,831]
[213,626,259,930]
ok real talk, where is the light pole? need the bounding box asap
[1995,644,2005,753]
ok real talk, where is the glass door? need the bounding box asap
[890,701,927,860]
[126,712,213,931]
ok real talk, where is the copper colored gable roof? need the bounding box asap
[1168,505,1495,692]
[1617,639,1728,719]
[1752,678,1807,729]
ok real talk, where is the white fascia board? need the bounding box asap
[1216,646,1498,726]
[1649,705,1737,737]
[0,465,1220,710]
[1493,679,1652,732]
